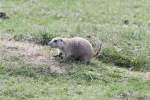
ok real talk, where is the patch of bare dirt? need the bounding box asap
[0,39,68,74]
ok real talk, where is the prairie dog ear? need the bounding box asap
[59,39,66,46]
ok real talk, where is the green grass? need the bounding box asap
[0,61,150,100]
[99,47,149,71]
[0,0,150,99]
[0,0,150,70]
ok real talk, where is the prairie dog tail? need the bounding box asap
[93,39,102,57]
[86,33,102,57]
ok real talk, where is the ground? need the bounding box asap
[0,0,150,100]
[0,39,69,74]
[0,39,150,100]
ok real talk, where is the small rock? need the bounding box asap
[0,12,9,19]
[123,19,129,25]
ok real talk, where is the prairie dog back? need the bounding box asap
[48,37,98,62]
[66,37,94,58]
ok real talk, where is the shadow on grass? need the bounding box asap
[13,32,58,45]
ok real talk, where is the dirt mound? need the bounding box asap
[0,39,68,74]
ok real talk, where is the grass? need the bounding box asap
[0,61,150,100]
[99,47,148,71]
[0,0,150,71]
[0,0,150,99]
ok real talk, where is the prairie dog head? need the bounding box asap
[48,37,66,49]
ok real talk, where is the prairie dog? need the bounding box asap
[48,37,101,62]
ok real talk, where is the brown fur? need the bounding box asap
[48,37,101,62]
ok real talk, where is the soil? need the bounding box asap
[0,39,69,74]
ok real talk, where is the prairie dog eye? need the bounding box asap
[53,40,57,42]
